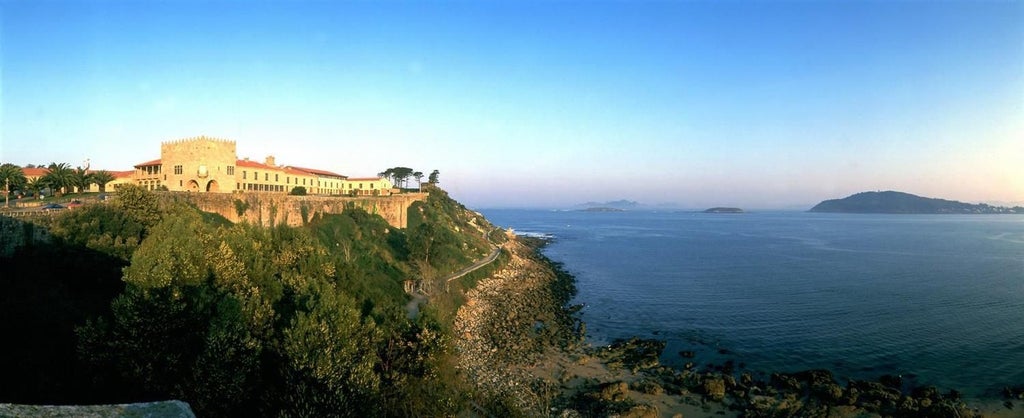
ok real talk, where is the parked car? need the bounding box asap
[41,203,66,211]
[67,200,83,208]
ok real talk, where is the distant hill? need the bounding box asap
[703,207,744,213]
[577,207,626,212]
[810,191,1024,214]
[573,200,639,210]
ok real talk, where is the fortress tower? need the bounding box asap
[160,136,238,193]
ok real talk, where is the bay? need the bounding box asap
[479,209,1024,397]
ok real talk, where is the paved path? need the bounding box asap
[444,244,501,285]
[406,229,502,319]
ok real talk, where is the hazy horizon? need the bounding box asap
[2,1,1021,209]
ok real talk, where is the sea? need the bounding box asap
[478,209,1024,398]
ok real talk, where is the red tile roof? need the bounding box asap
[110,170,135,178]
[22,167,48,177]
[134,159,161,167]
[236,159,277,169]
[346,177,385,182]
[288,166,346,179]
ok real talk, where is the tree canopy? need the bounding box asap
[0,185,498,417]
[42,162,74,196]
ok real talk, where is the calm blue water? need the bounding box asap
[479,210,1024,397]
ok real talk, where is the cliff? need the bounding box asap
[810,191,1024,214]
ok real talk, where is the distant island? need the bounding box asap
[810,191,1024,214]
[703,207,744,213]
[578,207,626,212]
[573,199,639,210]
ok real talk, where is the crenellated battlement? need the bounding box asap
[161,136,236,146]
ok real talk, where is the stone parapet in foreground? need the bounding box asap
[0,400,195,418]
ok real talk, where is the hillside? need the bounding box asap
[0,184,503,417]
[810,191,1024,214]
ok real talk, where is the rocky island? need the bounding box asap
[703,207,744,213]
[810,191,1024,214]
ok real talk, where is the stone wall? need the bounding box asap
[0,215,51,257]
[172,192,429,229]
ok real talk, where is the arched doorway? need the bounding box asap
[187,180,200,192]
[206,180,219,192]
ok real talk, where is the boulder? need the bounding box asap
[598,381,629,402]
[702,377,727,401]
[618,404,658,418]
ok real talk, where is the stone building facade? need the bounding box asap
[160,137,237,193]
[344,177,395,196]
[132,136,355,195]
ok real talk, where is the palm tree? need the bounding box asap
[25,177,44,199]
[71,167,92,194]
[42,162,74,197]
[90,170,115,193]
[0,163,27,207]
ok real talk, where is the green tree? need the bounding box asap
[428,169,440,184]
[0,163,27,206]
[49,203,148,261]
[290,186,307,196]
[280,283,382,417]
[112,184,163,227]
[122,210,211,288]
[412,171,423,190]
[379,167,415,188]
[42,162,74,196]
[25,177,44,198]
[90,170,115,192]
[70,167,92,194]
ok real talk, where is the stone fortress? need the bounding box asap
[120,136,422,229]
[133,136,394,196]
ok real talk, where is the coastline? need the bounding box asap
[454,234,1020,417]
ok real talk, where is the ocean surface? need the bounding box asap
[479,209,1024,397]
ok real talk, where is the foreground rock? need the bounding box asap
[0,401,195,418]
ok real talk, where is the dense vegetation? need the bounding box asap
[0,184,498,417]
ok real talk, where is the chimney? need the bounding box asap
[265,156,276,167]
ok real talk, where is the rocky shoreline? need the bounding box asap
[454,234,1021,417]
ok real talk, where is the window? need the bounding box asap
[265,173,268,181]
[287,177,290,184]
[227,166,235,175]
[275,174,279,182]
[179,180,183,187]
[243,171,247,179]
[174,165,183,175]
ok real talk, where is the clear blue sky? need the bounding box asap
[2,1,1021,209]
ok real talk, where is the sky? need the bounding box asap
[1,1,1021,209]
